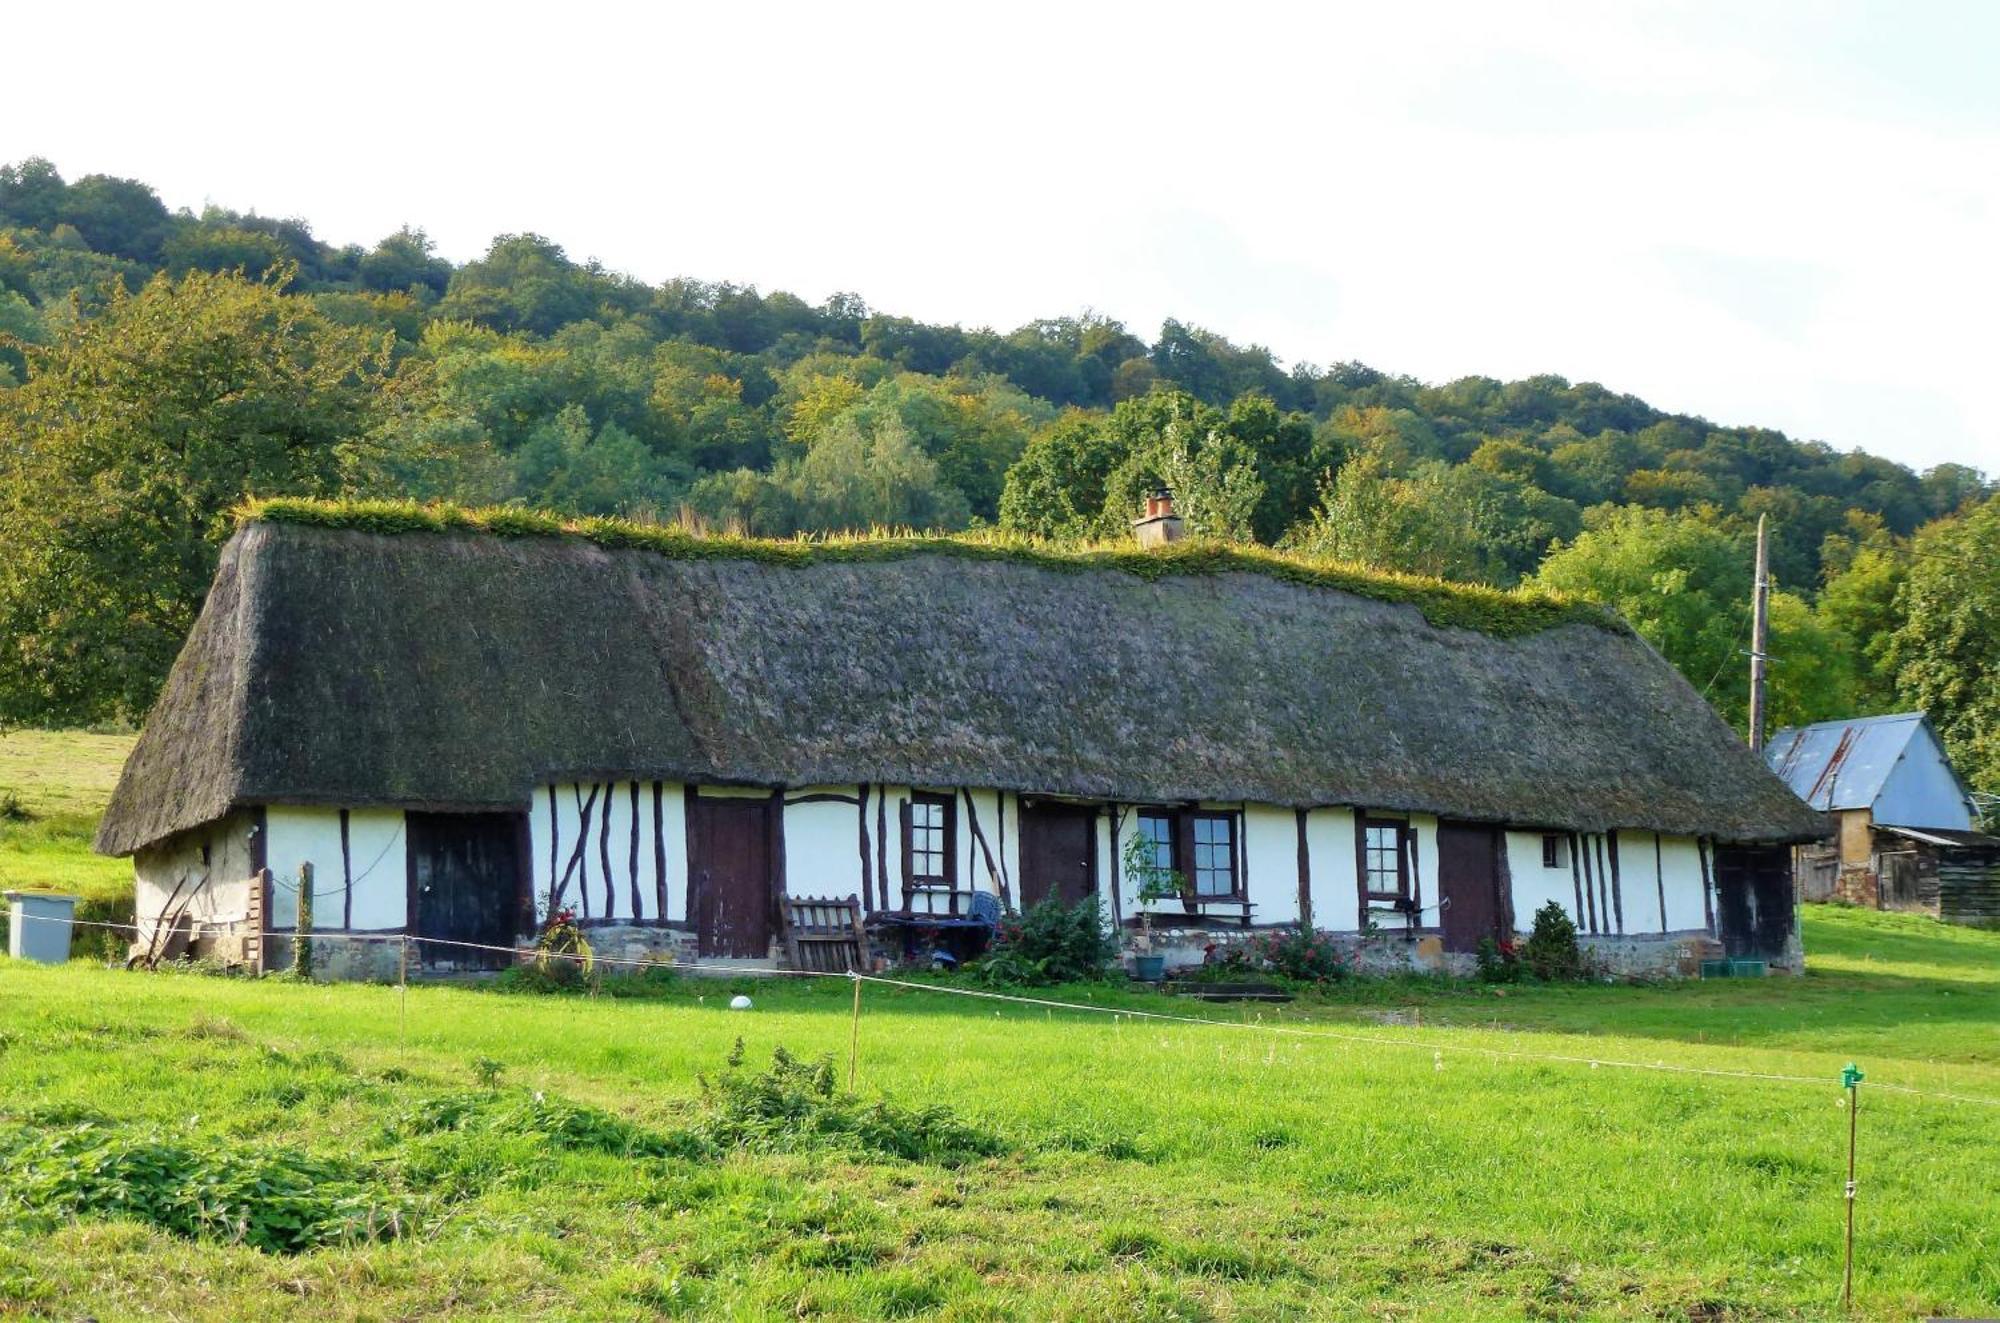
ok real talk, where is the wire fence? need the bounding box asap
[10,907,2000,1110]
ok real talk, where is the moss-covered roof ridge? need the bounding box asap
[239,497,1622,640]
[98,503,1827,854]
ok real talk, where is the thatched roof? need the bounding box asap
[96,509,1827,855]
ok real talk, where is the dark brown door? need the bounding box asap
[407,811,529,969]
[688,796,774,958]
[1018,802,1096,910]
[1714,844,1794,959]
[1437,820,1505,954]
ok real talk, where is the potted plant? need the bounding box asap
[1122,831,1184,982]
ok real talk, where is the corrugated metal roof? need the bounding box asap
[1764,713,1926,811]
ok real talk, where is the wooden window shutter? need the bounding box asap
[1174,810,1196,903]
[899,798,913,904]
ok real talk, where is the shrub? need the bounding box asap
[1519,901,1586,981]
[532,906,593,987]
[1247,927,1350,984]
[1475,936,1523,983]
[970,896,1118,986]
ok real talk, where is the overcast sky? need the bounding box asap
[8,0,1996,475]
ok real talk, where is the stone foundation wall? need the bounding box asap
[1132,925,1746,980]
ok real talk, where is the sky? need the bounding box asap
[7,0,1997,475]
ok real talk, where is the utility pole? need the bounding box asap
[1748,514,1771,753]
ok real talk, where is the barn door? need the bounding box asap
[1018,802,1096,911]
[1714,845,1795,960]
[407,811,528,970]
[1436,820,1506,954]
[688,795,775,958]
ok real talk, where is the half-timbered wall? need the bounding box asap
[1503,829,1712,937]
[265,806,406,931]
[133,810,256,942]
[141,787,1732,968]
[533,781,687,924]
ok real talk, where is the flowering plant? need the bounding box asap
[535,905,594,978]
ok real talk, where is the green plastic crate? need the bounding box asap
[1699,958,1731,978]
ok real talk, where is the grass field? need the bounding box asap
[2,731,1997,1320]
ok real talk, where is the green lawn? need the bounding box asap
[2,730,1997,1319]
[0,728,133,902]
[2,910,1998,1321]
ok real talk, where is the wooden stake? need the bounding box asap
[398,934,410,1056]
[1842,1062,1863,1311]
[848,974,863,1091]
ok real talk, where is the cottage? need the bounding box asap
[1767,713,2000,926]
[95,502,1826,979]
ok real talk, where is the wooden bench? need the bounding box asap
[781,893,869,972]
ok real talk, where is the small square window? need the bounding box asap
[906,792,954,887]
[1541,834,1567,869]
[1190,813,1237,897]
[1361,816,1410,900]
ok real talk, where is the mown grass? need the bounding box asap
[3,911,1999,1321]
[0,731,134,954]
[3,729,1997,1317]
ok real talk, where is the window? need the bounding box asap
[1361,816,1410,900]
[904,792,955,887]
[1541,834,1567,869]
[1190,812,1239,897]
[1136,810,1177,876]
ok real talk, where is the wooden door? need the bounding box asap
[1018,802,1096,910]
[688,795,774,958]
[1436,820,1505,954]
[1715,844,1794,959]
[407,811,528,969]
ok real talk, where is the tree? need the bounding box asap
[0,269,391,724]
[1816,517,1910,714]
[997,412,1125,540]
[1531,507,1762,728]
[1288,454,1506,582]
[1886,496,2000,796]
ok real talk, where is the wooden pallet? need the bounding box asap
[781,893,869,973]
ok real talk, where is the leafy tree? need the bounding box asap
[997,412,1125,540]
[359,227,451,297]
[1288,454,1506,582]
[1815,517,1910,713]
[1886,496,2000,796]
[1532,508,1759,727]
[0,269,391,724]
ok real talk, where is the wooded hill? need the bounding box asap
[0,157,1994,800]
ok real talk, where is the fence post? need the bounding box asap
[292,862,314,980]
[398,934,410,1054]
[1842,1061,1863,1311]
[848,973,863,1091]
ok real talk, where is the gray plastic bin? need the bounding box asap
[5,891,78,963]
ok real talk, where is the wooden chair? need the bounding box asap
[781,893,869,972]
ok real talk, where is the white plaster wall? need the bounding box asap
[784,793,866,900]
[1505,830,1578,933]
[534,780,684,924]
[1243,804,1299,926]
[1305,807,1358,930]
[957,786,1012,901]
[1658,834,1710,932]
[265,806,406,930]
[134,812,255,941]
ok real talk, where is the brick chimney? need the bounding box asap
[1131,487,1185,548]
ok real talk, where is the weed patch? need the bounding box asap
[698,1041,1007,1166]
[0,1124,409,1253]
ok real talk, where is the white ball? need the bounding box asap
[728,994,753,1011]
